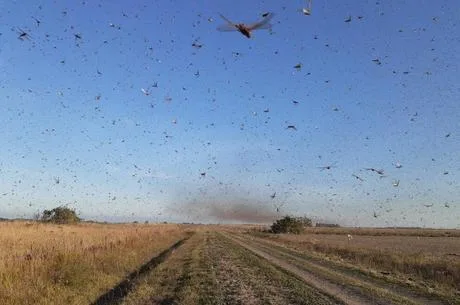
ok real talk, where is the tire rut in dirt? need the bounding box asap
[120,232,222,305]
[91,236,190,305]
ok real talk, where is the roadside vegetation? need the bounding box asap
[0,221,188,305]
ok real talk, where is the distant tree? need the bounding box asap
[39,206,81,224]
[298,216,313,227]
[32,210,41,221]
[270,215,312,234]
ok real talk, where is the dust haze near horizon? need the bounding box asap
[1,1,459,228]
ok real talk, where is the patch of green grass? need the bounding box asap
[176,233,224,305]
[121,232,219,305]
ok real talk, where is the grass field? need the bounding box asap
[1,221,458,305]
[0,221,188,305]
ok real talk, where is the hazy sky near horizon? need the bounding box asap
[1,1,459,227]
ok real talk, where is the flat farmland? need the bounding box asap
[1,222,458,305]
[266,232,460,257]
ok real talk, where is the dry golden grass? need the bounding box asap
[250,228,460,296]
[0,221,189,305]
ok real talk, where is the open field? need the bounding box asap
[300,227,460,238]
[1,221,459,305]
[257,232,460,257]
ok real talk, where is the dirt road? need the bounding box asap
[116,231,343,305]
[94,231,454,305]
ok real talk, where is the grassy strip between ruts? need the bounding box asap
[120,230,219,305]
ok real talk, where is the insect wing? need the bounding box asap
[247,13,274,31]
[217,14,238,31]
[217,24,238,32]
[219,14,235,25]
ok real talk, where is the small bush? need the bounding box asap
[270,216,311,234]
[39,206,81,224]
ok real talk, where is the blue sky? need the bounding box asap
[1,0,459,227]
